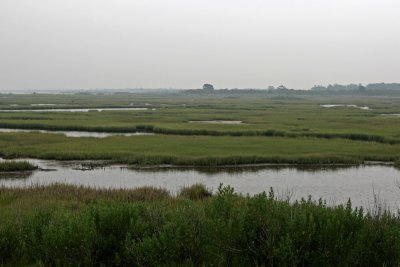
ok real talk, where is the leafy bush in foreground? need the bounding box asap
[0,184,399,266]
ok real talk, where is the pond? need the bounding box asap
[380,114,400,116]
[0,107,148,112]
[0,159,399,211]
[188,120,243,124]
[0,128,154,138]
[320,104,370,110]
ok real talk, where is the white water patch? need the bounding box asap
[30,104,65,107]
[320,104,370,110]
[0,128,154,138]
[188,120,243,124]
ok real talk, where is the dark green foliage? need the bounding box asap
[0,160,37,172]
[35,212,95,266]
[1,185,400,266]
[0,222,20,265]
[90,203,143,266]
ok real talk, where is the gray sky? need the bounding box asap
[0,0,399,91]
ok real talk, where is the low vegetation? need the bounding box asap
[0,184,399,266]
[1,95,400,141]
[1,122,399,144]
[0,160,37,172]
[0,132,399,166]
[0,94,400,167]
[395,160,400,169]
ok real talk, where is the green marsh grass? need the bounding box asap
[0,132,399,165]
[0,161,37,172]
[1,95,400,141]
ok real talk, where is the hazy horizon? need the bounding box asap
[1,0,399,91]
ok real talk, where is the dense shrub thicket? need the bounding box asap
[0,184,399,266]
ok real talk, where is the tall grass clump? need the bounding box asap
[395,160,400,169]
[0,161,37,172]
[179,183,212,200]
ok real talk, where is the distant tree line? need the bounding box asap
[183,83,400,97]
[311,83,400,91]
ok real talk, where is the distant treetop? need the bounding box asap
[202,84,214,91]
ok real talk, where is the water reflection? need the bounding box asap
[129,164,358,175]
[320,104,370,110]
[0,171,33,180]
[0,159,399,210]
[0,108,148,112]
[0,128,154,138]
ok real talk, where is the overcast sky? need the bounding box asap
[0,0,399,91]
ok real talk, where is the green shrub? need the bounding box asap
[38,213,95,267]
[1,185,400,266]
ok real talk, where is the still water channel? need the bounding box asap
[0,128,154,138]
[0,107,148,112]
[1,159,399,211]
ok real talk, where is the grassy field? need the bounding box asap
[0,184,399,266]
[0,93,400,165]
[1,94,400,266]
[0,94,400,139]
[0,132,399,165]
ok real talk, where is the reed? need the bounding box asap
[0,161,37,172]
[178,183,212,200]
[395,160,400,169]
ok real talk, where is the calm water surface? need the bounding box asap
[0,128,154,138]
[320,104,370,110]
[0,108,148,112]
[1,159,399,210]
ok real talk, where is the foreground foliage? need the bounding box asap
[0,184,399,266]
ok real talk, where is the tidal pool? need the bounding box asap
[30,104,63,106]
[0,159,399,211]
[188,120,243,124]
[320,104,370,110]
[0,128,154,138]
